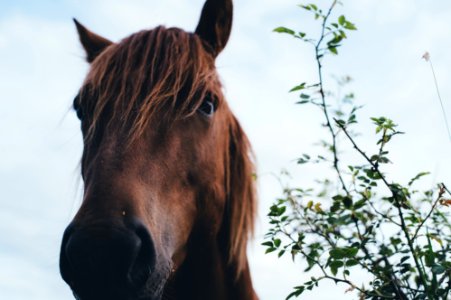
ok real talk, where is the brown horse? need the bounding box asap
[59,0,258,299]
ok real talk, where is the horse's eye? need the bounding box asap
[198,97,217,117]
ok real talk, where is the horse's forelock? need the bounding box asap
[79,26,219,145]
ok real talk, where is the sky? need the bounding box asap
[1,0,450,299]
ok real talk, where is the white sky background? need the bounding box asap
[1,0,450,299]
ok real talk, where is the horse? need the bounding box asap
[59,0,258,299]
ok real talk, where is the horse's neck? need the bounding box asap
[164,235,257,300]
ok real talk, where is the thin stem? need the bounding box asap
[374,128,387,169]
[315,0,349,195]
[412,184,445,240]
[367,201,401,227]
[297,248,373,297]
[356,186,402,226]
[428,57,451,142]
[443,183,451,196]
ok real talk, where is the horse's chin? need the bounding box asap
[72,282,166,300]
[71,263,172,300]
[73,291,164,300]
[136,266,172,300]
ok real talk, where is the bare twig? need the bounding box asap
[367,201,401,227]
[443,183,451,196]
[412,184,446,240]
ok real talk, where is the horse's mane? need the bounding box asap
[76,25,256,278]
[225,115,257,276]
[78,26,219,143]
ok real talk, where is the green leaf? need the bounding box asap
[344,21,357,30]
[274,238,282,248]
[338,15,346,26]
[265,247,277,254]
[330,260,344,276]
[329,46,338,55]
[296,100,310,105]
[400,256,410,264]
[289,82,306,92]
[408,172,430,186]
[353,199,366,210]
[330,201,341,212]
[268,204,286,217]
[297,154,311,164]
[425,251,435,267]
[330,247,359,259]
[278,206,286,215]
[346,247,359,257]
[343,196,353,209]
[339,30,347,39]
[329,248,345,259]
[332,195,344,201]
[431,264,446,274]
[261,241,273,247]
[286,286,305,299]
[346,259,359,267]
[273,27,295,35]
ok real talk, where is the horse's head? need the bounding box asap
[60,1,257,299]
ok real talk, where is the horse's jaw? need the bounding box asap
[68,263,172,300]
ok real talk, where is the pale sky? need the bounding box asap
[1,1,450,299]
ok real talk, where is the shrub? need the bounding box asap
[264,2,451,299]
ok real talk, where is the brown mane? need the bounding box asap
[226,115,257,276]
[77,26,220,144]
[75,25,256,278]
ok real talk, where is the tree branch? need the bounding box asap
[314,0,350,195]
[412,184,445,240]
[335,120,431,295]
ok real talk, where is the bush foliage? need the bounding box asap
[264,1,451,299]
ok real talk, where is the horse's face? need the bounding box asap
[65,80,229,299]
[59,1,256,300]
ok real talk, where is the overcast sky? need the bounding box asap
[1,0,450,299]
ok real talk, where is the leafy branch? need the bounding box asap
[266,1,450,299]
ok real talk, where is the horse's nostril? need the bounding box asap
[127,220,156,288]
[59,219,155,297]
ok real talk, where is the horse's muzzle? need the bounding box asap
[59,218,156,300]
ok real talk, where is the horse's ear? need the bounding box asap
[224,115,256,276]
[73,19,113,63]
[195,0,233,57]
